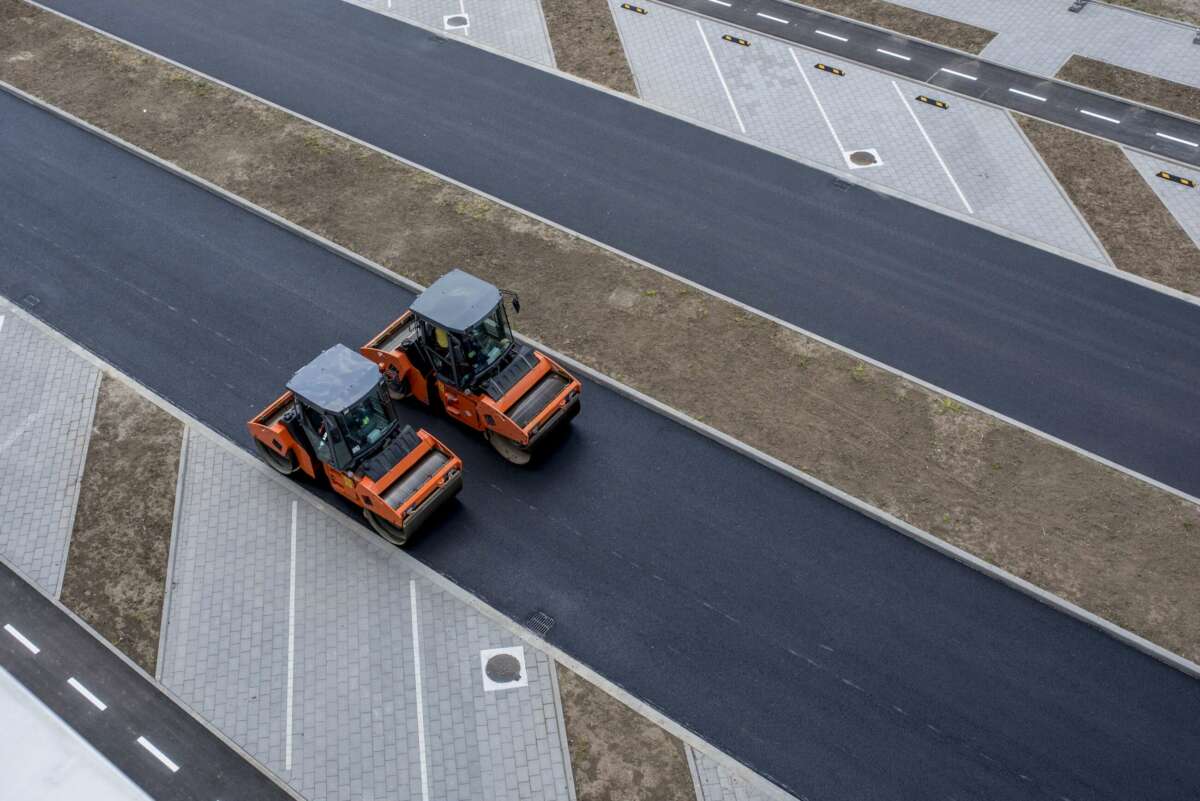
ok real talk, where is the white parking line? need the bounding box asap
[756,12,788,23]
[410,581,429,801]
[939,67,976,81]
[876,48,910,61]
[1156,131,1198,147]
[814,29,848,42]
[136,737,179,772]
[1080,109,1121,124]
[284,500,297,771]
[1008,87,1047,102]
[892,81,973,214]
[792,48,845,154]
[4,623,39,654]
[0,314,5,334]
[706,0,732,5]
[696,21,747,134]
[67,677,107,711]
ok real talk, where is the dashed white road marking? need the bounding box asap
[1156,131,1199,147]
[410,580,429,801]
[939,67,976,81]
[876,48,910,61]
[706,0,732,6]
[1008,87,1047,102]
[136,736,179,772]
[0,314,5,334]
[1080,109,1121,124]
[67,678,107,711]
[814,29,848,42]
[4,623,39,654]
[285,500,297,771]
[756,12,788,23]
[792,48,845,154]
[697,21,747,134]
[892,80,973,214]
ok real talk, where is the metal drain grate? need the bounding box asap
[20,294,40,308]
[525,611,555,638]
[832,178,851,191]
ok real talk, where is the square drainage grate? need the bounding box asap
[525,610,555,638]
[20,294,40,308]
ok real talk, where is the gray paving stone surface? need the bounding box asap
[611,0,1109,264]
[0,310,99,596]
[1125,148,1200,248]
[689,746,771,801]
[161,429,573,801]
[881,0,1200,88]
[346,0,555,66]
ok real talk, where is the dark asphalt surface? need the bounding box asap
[664,0,1200,166]
[4,89,1200,801]
[0,561,294,801]
[34,0,1200,499]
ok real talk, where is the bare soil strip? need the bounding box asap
[557,664,695,801]
[1102,0,1200,27]
[1058,54,1200,122]
[797,0,995,53]
[1017,114,1200,297]
[59,375,183,674]
[4,0,1199,669]
[542,0,638,95]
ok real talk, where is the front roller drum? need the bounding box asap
[485,431,533,465]
[365,510,412,547]
[255,439,298,475]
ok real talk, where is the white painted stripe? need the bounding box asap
[876,48,910,61]
[706,0,732,5]
[1156,131,1199,147]
[1008,87,1047,102]
[410,581,429,801]
[792,48,845,154]
[756,12,788,23]
[0,315,5,334]
[696,21,747,134]
[4,624,39,654]
[136,737,179,772]
[814,29,848,42]
[284,499,297,771]
[892,81,973,214]
[67,677,107,711]
[939,67,976,81]
[1080,109,1121,124]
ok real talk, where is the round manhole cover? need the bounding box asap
[485,654,523,684]
[445,14,468,26]
[848,150,877,166]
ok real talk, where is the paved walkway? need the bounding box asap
[344,0,556,66]
[0,310,99,596]
[1125,149,1200,248]
[883,0,1200,87]
[610,0,1110,265]
[160,429,575,801]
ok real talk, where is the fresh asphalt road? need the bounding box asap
[34,0,1200,499]
[4,90,1200,801]
[0,561,295,801]
[662,0,1200,166]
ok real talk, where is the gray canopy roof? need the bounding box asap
[286,344,381,413]
[409,269,501,334]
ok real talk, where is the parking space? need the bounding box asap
[1125,148,1200,248]
[159,429,573,801]
[610,0,1109,265]
[0,309,99,596]
[345,0,556,67]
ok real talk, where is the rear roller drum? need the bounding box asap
[255,439,298,475]
[485,431,532,465]
[365,510,411,547]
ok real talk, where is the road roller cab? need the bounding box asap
[361,270,581,464]
[247,344,462,546]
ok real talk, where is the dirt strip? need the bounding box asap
[542,0,638,95]
[797,0,996,53]
[557,664,696,801]
[3,0,1199,672]
[59,375,183,674]
[1017,114,1200,297]
[1103,0,1200,27]
[1058,55,1200,122]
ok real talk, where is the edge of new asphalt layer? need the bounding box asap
[9,10,1200,515]
[0,551,307,801]
[5,85,1197,697]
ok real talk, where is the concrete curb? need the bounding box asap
[0,550,310,801]
[684,744,706,801]
[52,365,102,599]
[154,430,189,682]
[544,658,581,801]
[3,81,1197,685]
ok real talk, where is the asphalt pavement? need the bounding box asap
[31,0,1200,500]
[3,87,1199,801]
[0,560,295,801]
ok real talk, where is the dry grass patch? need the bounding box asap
[1103,0,1200,27]
[542,0,637,95]
[1058,54,1200,121]
[798,0,995,53]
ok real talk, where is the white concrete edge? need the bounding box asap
[26,0,1180,289]
[0,546,309,801]
[1092,0,1199,34]
[684,743,705,801]
[7,76,1197,509]
[532,0,560,69]
[605,0,648,98]
[51,368,102,600]
[544,652,581,801]
[154,431,189,683]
